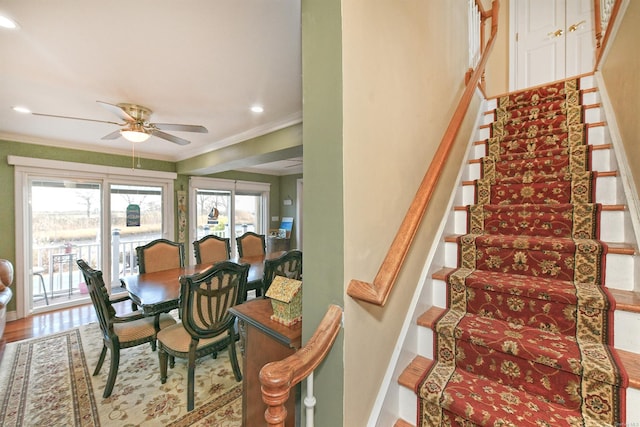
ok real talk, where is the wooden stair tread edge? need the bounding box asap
[398,355,433,390]
[608,288,640,313]
[617,349,640,389]
[394,419,415,427]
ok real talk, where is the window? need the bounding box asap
[9,155,176,316]
[189,177,270,261]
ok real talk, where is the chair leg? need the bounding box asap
[228,329,242,382]
[103,345,119,398]
[159,347,168,384]
[94,345,108,376]
[187,354,196,412]
[34,273,48,305]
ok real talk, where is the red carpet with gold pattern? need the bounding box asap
[418,79,629,426]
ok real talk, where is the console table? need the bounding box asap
[229,298,302,427]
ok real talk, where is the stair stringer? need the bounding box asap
[366,88,492,427]
[595,70,640,292]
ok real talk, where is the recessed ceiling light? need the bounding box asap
[12,106,31,114]
[0,15,19,29]
[250,105,264,113]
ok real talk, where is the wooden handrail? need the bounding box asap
[259,304,343,427]
[346,0,500,306]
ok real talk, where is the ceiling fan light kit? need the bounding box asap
[120,123,151,143]
[25,101,208,146]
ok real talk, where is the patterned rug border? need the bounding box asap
[0,324,242,426]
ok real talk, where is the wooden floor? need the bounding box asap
[0,300,128,362]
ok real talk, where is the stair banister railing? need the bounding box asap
[594,0,623,69]
[346,0,500,307]
[259,304,343,427]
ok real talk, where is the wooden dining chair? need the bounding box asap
[262,249,303,294]
[76,259,176,398]
[236,231,266,258]
[156,261,249,411]
[193,234,231,265]
[136,238,185,274]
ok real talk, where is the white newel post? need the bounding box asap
[304,372,317,427]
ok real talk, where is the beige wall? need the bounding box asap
[341,0,479,424]
[484,0,510,97]
[600,0,640,200]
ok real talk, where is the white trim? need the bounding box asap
[594,71,640,256]
[508,0,518,92]
[189,177,270,192]
[7,155,177,180]
[188,176,271,260]
[297,178,304,250]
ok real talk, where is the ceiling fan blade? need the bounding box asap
[150,129,191,146]
[96,101,135,122]
[101,130,122,140]
[152,123,208,133]
[31,112,122,126]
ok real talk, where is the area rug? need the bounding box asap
[0,321,242,426]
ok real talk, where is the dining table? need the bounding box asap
[120,251,286,315]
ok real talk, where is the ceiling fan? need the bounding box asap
[31,101,208,145]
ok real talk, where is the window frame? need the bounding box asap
[188,177,270,262]
[9,155,176,317]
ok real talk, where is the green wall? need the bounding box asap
[301,0,344,425]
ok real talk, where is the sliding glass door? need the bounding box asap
[29,178,102,308]
[109,184,164,282]
[11,156,176,316]
[189,177,270,261]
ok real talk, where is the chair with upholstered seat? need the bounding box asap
[235,231,266,258]
[156,261,249,411]
[136,238,185,274]
[193,234,231,265]
[76,259,176,398]
[262,249,303,294]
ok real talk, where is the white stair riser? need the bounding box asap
[398,385,418,423]
[614,310,640,353]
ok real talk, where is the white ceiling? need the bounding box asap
[0,0,302,175]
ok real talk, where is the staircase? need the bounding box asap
[378,75,640,426]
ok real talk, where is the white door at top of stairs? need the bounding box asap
[511,0,595,90]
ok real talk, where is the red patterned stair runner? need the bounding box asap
[418,78,629,426]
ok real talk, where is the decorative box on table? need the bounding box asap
[265,276,302,326]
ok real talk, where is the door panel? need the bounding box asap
[565,0,595,77]
[513,0,594,90]
[516,0,565,88]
